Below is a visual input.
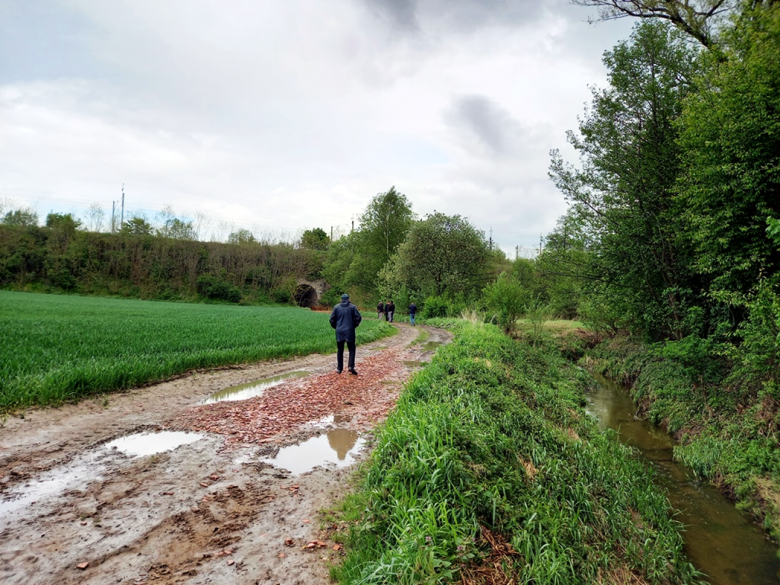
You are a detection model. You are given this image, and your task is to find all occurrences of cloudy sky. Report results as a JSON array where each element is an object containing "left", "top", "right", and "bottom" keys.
[{"left": 0, "top": 0, "right": 633, "bottom": 253}]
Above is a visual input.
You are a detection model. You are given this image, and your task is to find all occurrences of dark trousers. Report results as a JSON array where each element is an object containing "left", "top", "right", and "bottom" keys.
[{"left": 337, "top": 340, "right": 356, "bottom": 371}]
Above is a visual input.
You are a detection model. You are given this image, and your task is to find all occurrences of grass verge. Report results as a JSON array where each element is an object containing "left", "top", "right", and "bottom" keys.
[
  {"left": 0, "top": 291, "right": 393, "bottom": 410},
  {"left": 330, "top": 322, "right": 701, "bottom": 584}
]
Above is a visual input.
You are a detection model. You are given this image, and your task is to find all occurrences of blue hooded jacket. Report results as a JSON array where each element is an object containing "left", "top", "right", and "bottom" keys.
[{"left": 329, "top": 300, "right": 362, "bottom": 342}]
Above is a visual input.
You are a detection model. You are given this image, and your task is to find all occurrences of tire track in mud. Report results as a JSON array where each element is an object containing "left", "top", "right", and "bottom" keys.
[{"left": 0, "top": 324, "right": 450, "bottom": 585}]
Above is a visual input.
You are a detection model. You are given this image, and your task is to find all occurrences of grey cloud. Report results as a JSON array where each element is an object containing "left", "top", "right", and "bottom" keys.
[
  {"left": 360, "top": 0, "right": 419, "bottom": 31},
  {"left": 446, "top": 94, "right": 523, "bottom": 156}
]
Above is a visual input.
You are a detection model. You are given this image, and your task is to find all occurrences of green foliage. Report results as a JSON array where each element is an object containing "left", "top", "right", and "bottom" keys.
[
  {"left": 420, "top": 295, "right": 448, "bottom": 319},
  {"left": 1, "top": 209, "right": 38, "bottom": 227},
  {"left": 334, "top": 323, "right": 700, "bottom": 584},
  {"left": 0, "top": 225, "right": 317, "bottom": 303},
  {"left": 121, "top": 217, "right": 154, "bottom": 237},
  {"left": 300, "top": 227, "right": 329, "bottom": 250},
  {"left": 196, "top": 274, "right": 242, "bottom": 302},
  {"left": 549, "top": 21, "right": 702, "bottom": 339},
  {"left": 676, "top": 2, "right": 780, "bottom": 300},
  {"left": 46, "top": 213, "right": 82, "bottom": 233},
  {"left": 482, "top": 272, "right": 529, "bottom": 333},
  {"left": 157, "top": 217, "right": 195, "bottom": 240},
  {"left": 359, "top": 187, "right": 415, "bottom": 266},
  {"left": 0, "top": 291, "right": 393, "bottom": 410},
  {"left": 227, "top": 229, "right": 256, "bottom": 245},
  {"left": 386, "top": 212, "right": 492, "bottom": 300}
]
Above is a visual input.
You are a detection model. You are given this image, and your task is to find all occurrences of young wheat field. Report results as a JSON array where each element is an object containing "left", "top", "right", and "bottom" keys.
[{"left": 0, "top": 291, "right": 391, "bottom": 410}]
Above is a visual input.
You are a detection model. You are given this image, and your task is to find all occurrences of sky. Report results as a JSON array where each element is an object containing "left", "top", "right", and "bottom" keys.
[{"left": 0, "top": 0, "right": 634, "bottom": 254}]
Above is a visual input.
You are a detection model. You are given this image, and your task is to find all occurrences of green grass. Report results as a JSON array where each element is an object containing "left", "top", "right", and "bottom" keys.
[
  {"left": 331, "top": 322, "right": 701, "bottom": 584},
  {"left": 0, "top": 291, "right": 393, "bottom": 410}
]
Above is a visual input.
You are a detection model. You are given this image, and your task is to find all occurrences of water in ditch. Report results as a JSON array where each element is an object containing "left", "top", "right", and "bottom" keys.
[{"left": 588, "top": 372, "right": 780, "bottom": 584}]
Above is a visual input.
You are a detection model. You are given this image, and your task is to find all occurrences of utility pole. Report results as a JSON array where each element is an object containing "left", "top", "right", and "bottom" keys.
[
  {"left": 111, "top": 201, "right": 116, "bottom": 234},
  {"left": 489, "top": 227, "right": 493, "bottom": 250},
  {"left": 539, "top": 234, "right": 543, "bottom": 255},
  {"left": 120, "top": 184, "right": 125, "bottom": 226},
  {"left": 515, "top": 245, "right": 519, "bottom": 260},
  {"left": 330, "top": 226, "right": 333, "bottom": 242}
]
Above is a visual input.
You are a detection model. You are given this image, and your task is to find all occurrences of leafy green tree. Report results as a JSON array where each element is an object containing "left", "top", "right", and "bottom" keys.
[
  {"left": 549, "top": 21, "right": 701, "bottom": 338},
  {"left": 228, "top": 229, "right": 257, "bottom": 244},
  {"left": 300, "top": 227, "right": 329, "bottom": 250},
  {"left": 387, "top": 212, "right": 491, "bottom": 299},
  {"left": 157, "top": 218, "right": 195, "bottom": 240},
  {"left": 2, "top": 209, "right": 38, "bottom": 227},
  {"left": 45, "top": 213, "right": 82, "bottom": 232},
  {"left": 121, "top": 217, "right": 154, "bottom": 236},
  {"left": 359, "top": 187, "right": 415, "bottom": 263},
  {"left": 483, "top": 272, "right": 529, "bottom": 333},
  {"left": 676, "top": 2, "right": 780, "bottom": 302}
]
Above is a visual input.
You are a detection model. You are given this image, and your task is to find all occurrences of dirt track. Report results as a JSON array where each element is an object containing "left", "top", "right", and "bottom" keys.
[{"left": 0, "top": 323, "right": 450, "bottom": 585}]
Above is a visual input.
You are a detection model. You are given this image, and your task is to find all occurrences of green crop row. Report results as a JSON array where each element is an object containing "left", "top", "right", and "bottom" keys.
[
  {"left": 332, "top": 322, "right": 702, "bottom": 584},
  {"left": 0, "top": 291, "right": 393, "bottom": 410}
]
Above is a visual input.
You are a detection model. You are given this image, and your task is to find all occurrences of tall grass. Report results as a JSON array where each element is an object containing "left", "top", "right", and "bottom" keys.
[
  {"left": 333, "top": 322, "right": 701, "bottom": 584},
  {"left": 0, "top": 291, "right": 392, "bottom": 410}
]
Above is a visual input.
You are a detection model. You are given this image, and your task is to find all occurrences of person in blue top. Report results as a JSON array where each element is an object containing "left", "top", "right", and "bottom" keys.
[
  {"left": 329, "top": 293, "right": 362, "bottom": 375},
  {"left": 408, "top": 301, "right": 417, "bottom": 326}
]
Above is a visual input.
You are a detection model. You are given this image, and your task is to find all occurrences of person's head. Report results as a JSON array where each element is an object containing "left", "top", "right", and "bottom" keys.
[
  {"left": 341, "top": 293, "right": 349, "bottom": 303},
  {"left": 390, "top": 300, "right": 393, "bottom": 303}
]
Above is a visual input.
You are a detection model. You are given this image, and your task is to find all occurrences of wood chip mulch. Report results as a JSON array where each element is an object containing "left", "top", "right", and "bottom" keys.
[{"left": 172, "top": 348, "right": 412, "bottom": 445}]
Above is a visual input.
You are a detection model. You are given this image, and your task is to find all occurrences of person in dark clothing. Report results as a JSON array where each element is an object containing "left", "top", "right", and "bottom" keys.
[
  {"left": 386, "top": 300, "right": 395, "bottom": 323},
  {"left": 377, "top": 301, "right": 385, "bottom": 320},
  {"left": 383, "top": 301, "right": 390, "bottom": 322},
  {"left": 330, "top": 293, "right": 362, "bottom": 375},
  {"left": 408, "top": 301, "right": 417, "bottom": 326}
]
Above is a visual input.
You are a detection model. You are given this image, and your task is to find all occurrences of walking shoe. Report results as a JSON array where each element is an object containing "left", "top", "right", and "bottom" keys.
[
  {"left": 348, "top": 368, "right": 358, "bottom": 375},
  {"left": 336, "top": 369, "right": 342, "bottom": 374}
]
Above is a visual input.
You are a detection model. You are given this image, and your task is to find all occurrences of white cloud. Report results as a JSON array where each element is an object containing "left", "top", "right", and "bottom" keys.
[{"left": 0, "top": 0, "right": 633, "bottom": 250}]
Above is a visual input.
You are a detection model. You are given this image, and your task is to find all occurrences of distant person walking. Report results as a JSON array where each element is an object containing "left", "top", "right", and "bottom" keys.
[
  {"left": 377, "top": 300, "right": 385, "bottom": 321},
  {"left": 386, "top": 300, "right": 395, "bottom": 323},
  {"left": 408, "top": 301, "right": 417, "bottom": 326},
  {"left": 330, "top": 293, "right": 362, "bottom": 375}
]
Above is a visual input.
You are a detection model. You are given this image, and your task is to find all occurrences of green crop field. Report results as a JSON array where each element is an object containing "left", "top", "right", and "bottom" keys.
[{"left": 0, "top": 291, "right": 392, "bottom": 410}]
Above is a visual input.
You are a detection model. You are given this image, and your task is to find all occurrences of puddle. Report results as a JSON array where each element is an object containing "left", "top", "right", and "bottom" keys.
[
  {"left": 0, "top": 452, "right": 105, "bottom": 516},
  {"left": 403, "top": 360, "right": 428, "bottom": 367},
  {"left": 204, "top": 371, "right": 309, "bottom": 404},
  {"left": 105, "top": 431, "right": 204, "bottom": 458},
  {"left": 263, "top": 430, "right": 366, "bottom": 475},
  {"left": 422, "top": 341, "right": 442, "bottom": 351}
]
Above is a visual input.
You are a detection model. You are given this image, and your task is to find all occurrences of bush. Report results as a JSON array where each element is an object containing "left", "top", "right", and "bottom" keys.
[{"left": 196, "top": 274, "right": 242, "bottom": 303}]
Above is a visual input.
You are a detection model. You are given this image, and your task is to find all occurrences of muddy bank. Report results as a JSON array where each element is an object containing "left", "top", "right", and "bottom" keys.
[{"left": 0, "top": 324, "right": 450, "bottom": 585}]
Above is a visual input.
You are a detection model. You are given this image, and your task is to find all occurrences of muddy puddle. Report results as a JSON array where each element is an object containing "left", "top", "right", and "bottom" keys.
[
  {"left": 263, "top": 430, "right": 366, "bottom": 475},
  {"left": 105, "top": 430, "right": 204, "bottom": 457},
  {"left": 422, "top": 341, "right": 442, "bottom": 351},
  {"left": 1, "top": 431, "right": 205, "bottom": 517},
  {"left": 203, "top": 371, "right": 309, "bottom": 404},
  {"left": 588, "top": 372, "right": 780, "bottom": 584},
  {"left": 403, "top": 360, "right": 428, "bottom": 367}
]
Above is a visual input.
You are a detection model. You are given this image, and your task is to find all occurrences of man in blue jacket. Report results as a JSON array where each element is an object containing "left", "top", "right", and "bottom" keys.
[{"left": 329, "top": 293, "right": 362, "bottom": 375}]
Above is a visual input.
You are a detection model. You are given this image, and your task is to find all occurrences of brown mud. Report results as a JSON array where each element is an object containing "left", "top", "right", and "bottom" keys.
[{"left": 0, "top": 323, "right": 450, "bottom": 585}]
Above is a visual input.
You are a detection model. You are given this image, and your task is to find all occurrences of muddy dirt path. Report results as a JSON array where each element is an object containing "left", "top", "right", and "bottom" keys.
[{"left": 0, "top": 324, "right": 450, "bottom": 585}]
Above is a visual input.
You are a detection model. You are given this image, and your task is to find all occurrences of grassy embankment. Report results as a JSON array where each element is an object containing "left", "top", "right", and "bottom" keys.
[
  {"left": 331, "top": 321, "right": 701, "bottom": 584},
  {"left": 0, "top": 291, "right": 394, "bottom": 411},
  {"left": 584, "top": 338, "right": 780, "bottom": 544}
]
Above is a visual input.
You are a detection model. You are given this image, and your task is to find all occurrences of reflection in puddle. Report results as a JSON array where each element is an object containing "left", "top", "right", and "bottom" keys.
[
  {"left": 588, "top": 372, "right": 780, "bottom": 584},
  {"left": 204, "top": 371, "right": 309, "bottom": 404},
  {"left": 422, "top": 341, "right": 442, "bottom": 351},
  {"left": 264, "top": 430, "right": 366, "bottom": 475},
  {"left": 403, "top": 360, "right": 428, "bottom": 368},
  {"left": 105, "top": 431, "right": 204, "bottom": 458}
]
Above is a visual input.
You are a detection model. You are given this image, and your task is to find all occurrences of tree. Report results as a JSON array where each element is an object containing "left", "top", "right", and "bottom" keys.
[
  {"left": 387, "top": 212, "right": 491, "bottom": 299},
  {"left": 359, "top": 187, "right": 415, "bottom": 270},
  {"left": 571, "top": 0, "right": 734, "bottom": 49},
  {"left": 2, "top": 209, "right": 38, "bottom": 227},
  {"left": 120, "top": 217, "right": 154, "bottom": 237},
  {"left": 228, "top": 229, "right": 257, "bottom": 245},
  {"left": 549, "top": 21, "right": 702, "bottom": 338},
  {"left": 157, "top": 218, "right": 195, "bottom": 240},
  {"left": 676, "top": 2, "right": 780, "bottom": 302},
  {"left": 84, "top": 203, "right": 106, "bottom": 232},
  {"left": 45, "top": 213, "right": 82, "bottom": 232},
  {"left": 300, "top": 227, "right": 329, "bottom": 250},
  {"left": 483, "top": 272, "right": 529, "bottom": 333}
]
